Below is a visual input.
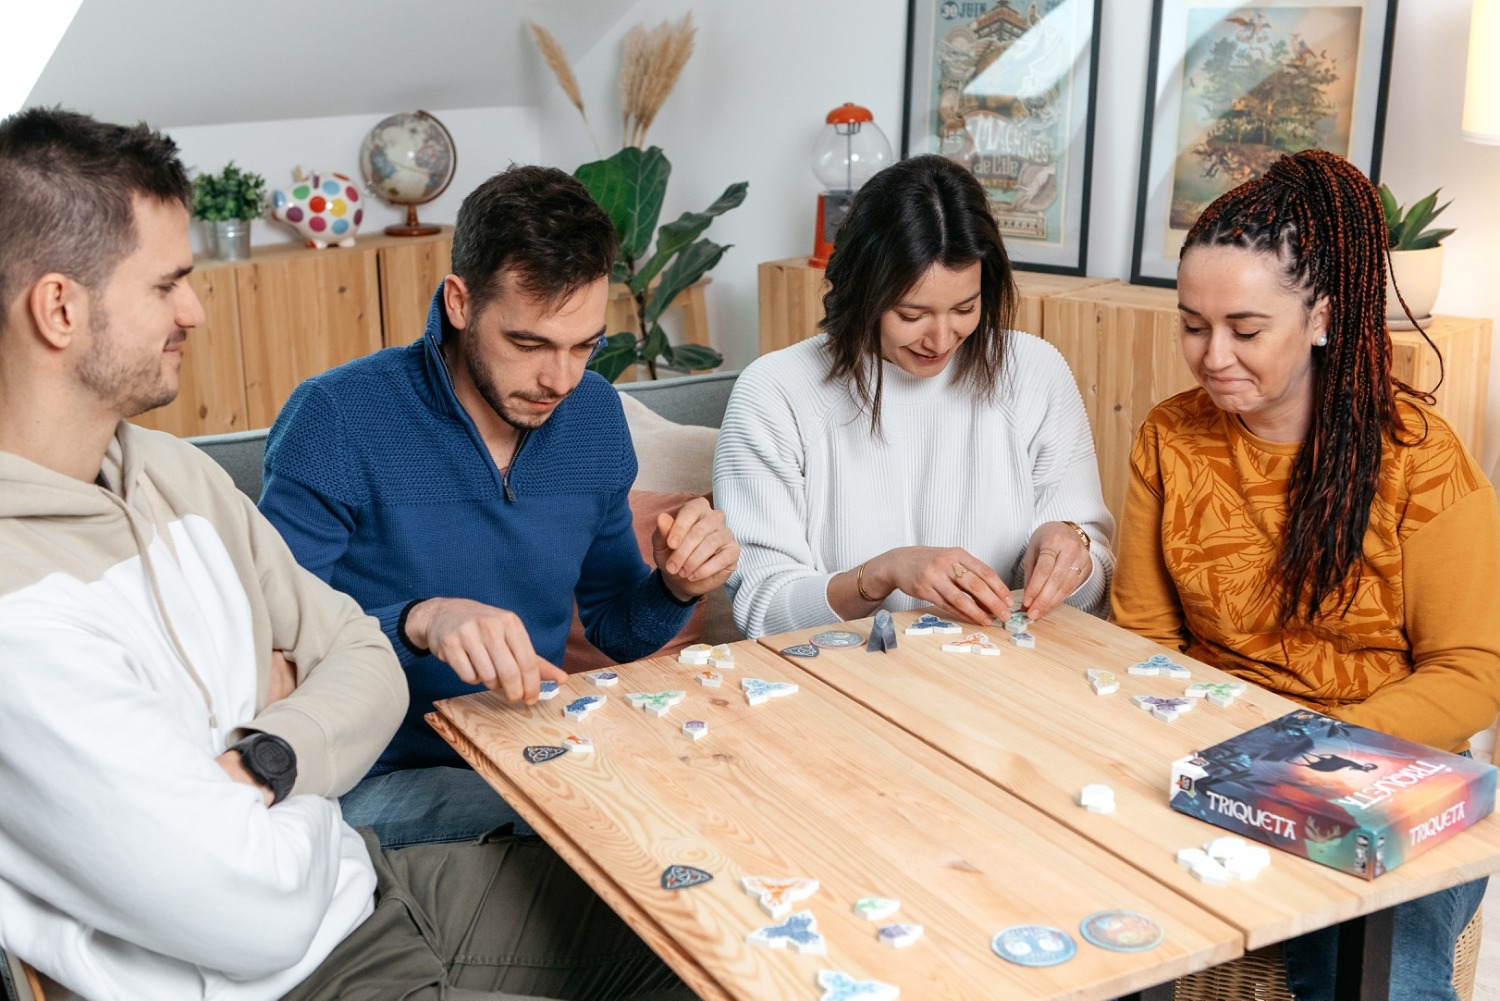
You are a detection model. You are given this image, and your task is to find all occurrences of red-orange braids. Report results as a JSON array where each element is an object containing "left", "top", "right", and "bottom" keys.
[{"left": 1183, "top": 148, "right": 1430, "bottom": 623}]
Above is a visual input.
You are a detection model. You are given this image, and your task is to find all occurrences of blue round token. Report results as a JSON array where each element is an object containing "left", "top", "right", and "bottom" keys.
[
  {"left": 991, "top": 924, "right": 1077, "bottom": 967},
  {"left": 811, "top": 629, "right": 864, "bottom": 649},
  {"left": 1079, "top": 910, "right": 1164, "bottom": 952}
]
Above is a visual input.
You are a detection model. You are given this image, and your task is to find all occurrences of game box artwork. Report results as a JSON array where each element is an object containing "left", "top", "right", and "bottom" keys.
[{"left": 1170, "top": 710, "right": 1497, "bottom": 879}]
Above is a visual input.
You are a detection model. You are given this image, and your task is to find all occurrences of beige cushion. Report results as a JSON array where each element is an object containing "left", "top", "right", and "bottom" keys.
[
  {"left": 560, "top": 391, "right": 739, "bottom": 671},
  {"left": 619, "top": 391, "right": 718, "bottom": 494}
]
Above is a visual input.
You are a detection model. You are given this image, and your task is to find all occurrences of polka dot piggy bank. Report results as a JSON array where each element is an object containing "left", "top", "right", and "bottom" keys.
[{"left": 271, "top": 170, "right": 364, "bottom": 248}]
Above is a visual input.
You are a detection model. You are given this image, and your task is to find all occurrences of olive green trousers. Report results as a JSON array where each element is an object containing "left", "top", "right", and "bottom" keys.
[{"left": 284, "top": 829, "right": 697, "bottom": 1001}]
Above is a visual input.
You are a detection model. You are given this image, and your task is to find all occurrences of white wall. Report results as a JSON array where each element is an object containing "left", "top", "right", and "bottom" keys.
[
  {"left": 135, "top": 0, "right": 1500, "bottom": 469},
  {"left": 167, "top": 106, "right": 540, "bottom": 254},
  {"left": 534, "top": 0, "right": 1500, "bottom": 472},
  {"left": 535, "top": 0, "right": 910, "bottom": 371}
]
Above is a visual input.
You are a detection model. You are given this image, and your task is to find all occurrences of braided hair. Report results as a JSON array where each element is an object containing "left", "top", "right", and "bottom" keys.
[{"left": 1182, "top": 148, "right": 1430, "bottom": 623}]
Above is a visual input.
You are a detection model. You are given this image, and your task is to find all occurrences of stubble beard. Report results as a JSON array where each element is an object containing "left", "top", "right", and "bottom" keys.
[
  {"left": 77, "top": 299, "right": 183, "bottom": 418},
  {"left": 461, "top": 328, "right": 564, "bottom": 433}
]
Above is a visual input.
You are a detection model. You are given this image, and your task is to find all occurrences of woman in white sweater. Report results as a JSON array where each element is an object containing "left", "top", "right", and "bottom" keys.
[{"left": 714, "top": 155, "right": 1114, "bottom": 639}]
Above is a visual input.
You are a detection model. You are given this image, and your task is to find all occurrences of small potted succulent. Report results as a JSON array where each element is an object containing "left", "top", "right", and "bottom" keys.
[
  {"left": 192, "top": 161, "right": 267, "bottom": 262},
  {"left": 1379, "top": 184, "right": 1454, "bottom": 327}
]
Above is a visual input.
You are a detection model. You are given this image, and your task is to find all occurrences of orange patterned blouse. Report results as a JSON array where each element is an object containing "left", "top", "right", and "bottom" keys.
[{"left": 1112, "top": 388, "right": 1500, "bottom": 752}]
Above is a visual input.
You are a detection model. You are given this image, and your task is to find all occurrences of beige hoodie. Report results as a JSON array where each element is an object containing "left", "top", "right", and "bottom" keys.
[{"left": 0, "top": 422, "right": 406, "bottom": 1000}]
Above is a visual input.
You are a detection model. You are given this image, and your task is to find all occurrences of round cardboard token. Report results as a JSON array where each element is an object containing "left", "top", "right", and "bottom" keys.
[
  {"left": 990, "top": 924, "right": 1077, "bottom": 967},
  {"left": 811, "top": 629, "right": 864, "bottom": 649},
  {"left": 1079, "top": 910, "right": 1164, "bottom": 952}
]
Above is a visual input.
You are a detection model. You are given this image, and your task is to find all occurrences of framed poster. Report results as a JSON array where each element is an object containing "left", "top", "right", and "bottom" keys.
[
  {"left": 1130, "top": 0, "right": 1398, "bottom": 286},
  {"left": 902, "top": 0, "right": 1103, "bottom": 275}
]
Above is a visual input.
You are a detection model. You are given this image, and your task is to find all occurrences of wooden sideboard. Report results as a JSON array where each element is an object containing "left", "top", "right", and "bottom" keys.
[
  {"left": 1045, "top": 282, "right": 1493, "bottom": 525},
  {"left": 136, "top": 228, "right": 716, "bottom": 436},
  {"left": 753, "top": 262, "right": 1492, "bottom": 529},
  {"left": 756, "top": 255, "right": 1118, "bottom": 352},
  {"left": 135, "top": 229, "right": 452, "bottom": 438}
]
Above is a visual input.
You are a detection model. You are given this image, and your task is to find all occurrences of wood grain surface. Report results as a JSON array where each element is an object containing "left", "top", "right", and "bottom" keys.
[
  {"left": 759, "top": 604, "right": 1500, "bottom": 951},
  {"left": 431, "top": 640, "right": 1242, "bottom": 1001}
]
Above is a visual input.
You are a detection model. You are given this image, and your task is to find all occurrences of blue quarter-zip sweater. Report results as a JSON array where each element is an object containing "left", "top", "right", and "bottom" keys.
[{"left": 260, "top": 286, "right": 694, "bottom": 774}]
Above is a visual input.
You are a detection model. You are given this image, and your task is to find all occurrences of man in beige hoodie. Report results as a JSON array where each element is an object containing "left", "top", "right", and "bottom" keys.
[{"left": 0, "top": 108, "right": 690, "bottom": 1001}]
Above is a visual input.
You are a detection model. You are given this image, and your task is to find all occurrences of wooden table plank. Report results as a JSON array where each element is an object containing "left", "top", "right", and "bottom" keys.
[
  {"left": 760, "top": 606, "right": 1500, "bottom": 951},
  {"left": 432, "top": 640, "right": 1242, "bottom": 1001}
]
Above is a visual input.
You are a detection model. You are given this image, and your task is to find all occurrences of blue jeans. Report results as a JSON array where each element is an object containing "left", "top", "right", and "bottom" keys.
[
  {"left": 1282, "top": 876, "right": 1487, "bottom": 1001},
  {"left": 339, "top": 766, "right": 533, "bottom": 848}
]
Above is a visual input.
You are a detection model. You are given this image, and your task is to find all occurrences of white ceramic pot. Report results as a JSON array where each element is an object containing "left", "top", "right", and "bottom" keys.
[{"left": 1385, "top": 245, "right": 1443, "bottom": 326}]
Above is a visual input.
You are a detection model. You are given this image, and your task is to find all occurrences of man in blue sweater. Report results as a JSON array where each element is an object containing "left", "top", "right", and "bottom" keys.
[{"left": 260, "top": 166, "right": 739, "bottom": 847}]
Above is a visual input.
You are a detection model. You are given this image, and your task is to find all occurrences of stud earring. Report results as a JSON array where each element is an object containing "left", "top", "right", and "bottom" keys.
[{"left": 1314, "top": 332, "right": 1328, "bottom": 347}]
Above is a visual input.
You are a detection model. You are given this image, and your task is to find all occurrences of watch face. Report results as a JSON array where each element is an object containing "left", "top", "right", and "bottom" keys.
[{"left": 251, "top": 736, "right": 295, "bottom": 778}]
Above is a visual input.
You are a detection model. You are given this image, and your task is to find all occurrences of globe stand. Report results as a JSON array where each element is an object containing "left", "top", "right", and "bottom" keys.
[{"left": 384, "top": 203, "right": 440, "bottom": 237}]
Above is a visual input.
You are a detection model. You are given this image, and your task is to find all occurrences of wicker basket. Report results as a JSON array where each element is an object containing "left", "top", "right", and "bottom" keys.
[{"left": 1173, "top": 907, "right": 1482, "bottom": 1001}]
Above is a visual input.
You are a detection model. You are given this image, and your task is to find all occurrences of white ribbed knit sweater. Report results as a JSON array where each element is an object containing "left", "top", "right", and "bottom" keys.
[{"left": 713, "top": 333, "right": 1114, "bottom": 638}]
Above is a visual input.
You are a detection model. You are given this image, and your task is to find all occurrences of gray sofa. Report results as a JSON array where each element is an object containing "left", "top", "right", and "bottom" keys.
[
  {"left": 188, "top": 370, "right": 738, "bottom": 500},
  {"left": 187, "top": 368, "right": 742, "bottom": 651}
]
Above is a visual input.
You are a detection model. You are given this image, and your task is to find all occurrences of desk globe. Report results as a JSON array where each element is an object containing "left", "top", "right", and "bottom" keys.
[{"left": 359, "top": 110, "right": 457, "bottom": 236}]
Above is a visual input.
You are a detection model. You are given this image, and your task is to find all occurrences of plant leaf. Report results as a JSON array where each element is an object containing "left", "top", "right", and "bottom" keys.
[
  {"left": 631, "top": 180, "right": 748, "bottom": 292},
  {"left": 644, "top": 238, "right": 728, "bottom": 326},
  {"left": 1378, "top": 184, "right": 1400, "bottom": 231},
  {"left": 586, "top": 332, "right": 639, "bottom": 383},
  {"left": 640, "top": 322, "right": 669, "bottom": 363},
  {"left": 574, "top": 146, "right": 669, "bottom": 265},
  {"left": 1400, "top": 191, "right": 1440, "bottom": 237},
  {"left": 664, "top": 342, "right": 724, "bottom": 372},
  {"left": 1405, "top": 229, "right": 1454, "bottom": 251}
]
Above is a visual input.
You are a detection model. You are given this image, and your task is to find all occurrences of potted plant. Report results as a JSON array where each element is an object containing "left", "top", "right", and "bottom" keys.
[
  {"left": 1379, "top": 184, "right": 1454, "bottom": 327},
  {"left": 576, "top": 146, "right": 746, "bottom": 381},
  {"left": 193, "top": 161, "right": 266, "bottom": 262},
  {"left": 529, "top": 14, "right": 748, "bottom": 381}
]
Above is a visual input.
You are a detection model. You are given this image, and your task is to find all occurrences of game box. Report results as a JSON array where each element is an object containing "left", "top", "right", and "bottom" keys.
[{"left": 1169, "top": 710, "right": 1497, "bottom": 879}]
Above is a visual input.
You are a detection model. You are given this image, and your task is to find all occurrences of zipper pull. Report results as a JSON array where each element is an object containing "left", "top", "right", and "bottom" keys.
[{"left": 502, "top": 428, "right": 529, "bottom": 502}]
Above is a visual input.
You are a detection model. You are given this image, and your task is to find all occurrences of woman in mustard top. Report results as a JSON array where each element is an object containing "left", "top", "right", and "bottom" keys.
[{"left": 1112, "top": 149, "right": 1499, "bottom": 1000}]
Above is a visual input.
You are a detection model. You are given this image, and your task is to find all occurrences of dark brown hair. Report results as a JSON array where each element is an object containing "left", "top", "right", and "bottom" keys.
[
  {"left": 0, "top": 107, "right": 191, "bottom": 327},
  {"left": 821, "top": 154, "right": 1017, "bottom": 430},
  {"left": 450, "top": 164, "right": 616, "bottom": 321},
  {"left": 1182, "top": 148, "right": 1428, "bottom": 623}
]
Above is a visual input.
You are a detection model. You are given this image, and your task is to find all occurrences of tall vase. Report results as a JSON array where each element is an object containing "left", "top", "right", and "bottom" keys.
[
  {"left": 210, "top": 218, "right": 253, "bottom": 261},
  {"left": 1385, "top": 246, "right": 1444, "bottom": 328}
]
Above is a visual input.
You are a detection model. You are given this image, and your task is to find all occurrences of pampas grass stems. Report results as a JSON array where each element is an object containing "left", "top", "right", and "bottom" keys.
[
  {"left": 530, "top": 11, "right": 696, "bottom": 152},
  {"left": 624, "top": 13, "right": 696, "bottom": 148},
  {"left": 527, "top": 21, "right": 603, "bottom": 158}
]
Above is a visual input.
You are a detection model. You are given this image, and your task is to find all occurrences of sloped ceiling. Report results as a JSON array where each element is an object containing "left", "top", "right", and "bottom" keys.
[{"left": 26, "top": 0, "right": 627, "bottom": 127}]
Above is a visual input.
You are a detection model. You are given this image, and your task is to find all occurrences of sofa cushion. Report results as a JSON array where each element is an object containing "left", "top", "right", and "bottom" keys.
[
  {"left": 562, "top": 390, "right": 739, "bottom": 672},
  {"left": 620, "top": 391, "right": 717, "bottom": 494}
]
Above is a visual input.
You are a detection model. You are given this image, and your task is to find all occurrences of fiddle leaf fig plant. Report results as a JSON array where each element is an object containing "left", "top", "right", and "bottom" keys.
[
  {"left": 576, "top": 145, "right": 747, "bottom": 381},
  {"left": 1378, "top": 184, "right": 1454, "bottom": 251}
]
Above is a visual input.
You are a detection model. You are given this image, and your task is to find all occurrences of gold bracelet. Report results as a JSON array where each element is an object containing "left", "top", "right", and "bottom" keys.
[
  {"left": 855, "top": 562, "right": 878, "bottom": 602},
  {"left": 1060, "top": 520, "right": 1091, "bottom": 551}
]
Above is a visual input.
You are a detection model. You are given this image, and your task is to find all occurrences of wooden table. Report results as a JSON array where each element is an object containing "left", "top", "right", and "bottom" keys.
[
  {"left": 759, "top": 605, "right": 1500, "bottom": 997},
  {"left": 430, "top": 640, "right": 1242, "bottom": 1000}
]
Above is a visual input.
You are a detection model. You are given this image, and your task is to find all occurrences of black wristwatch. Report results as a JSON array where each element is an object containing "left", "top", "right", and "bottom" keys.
[{"left": 231, "top": 732, "right": 298, "bottom": 805}]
